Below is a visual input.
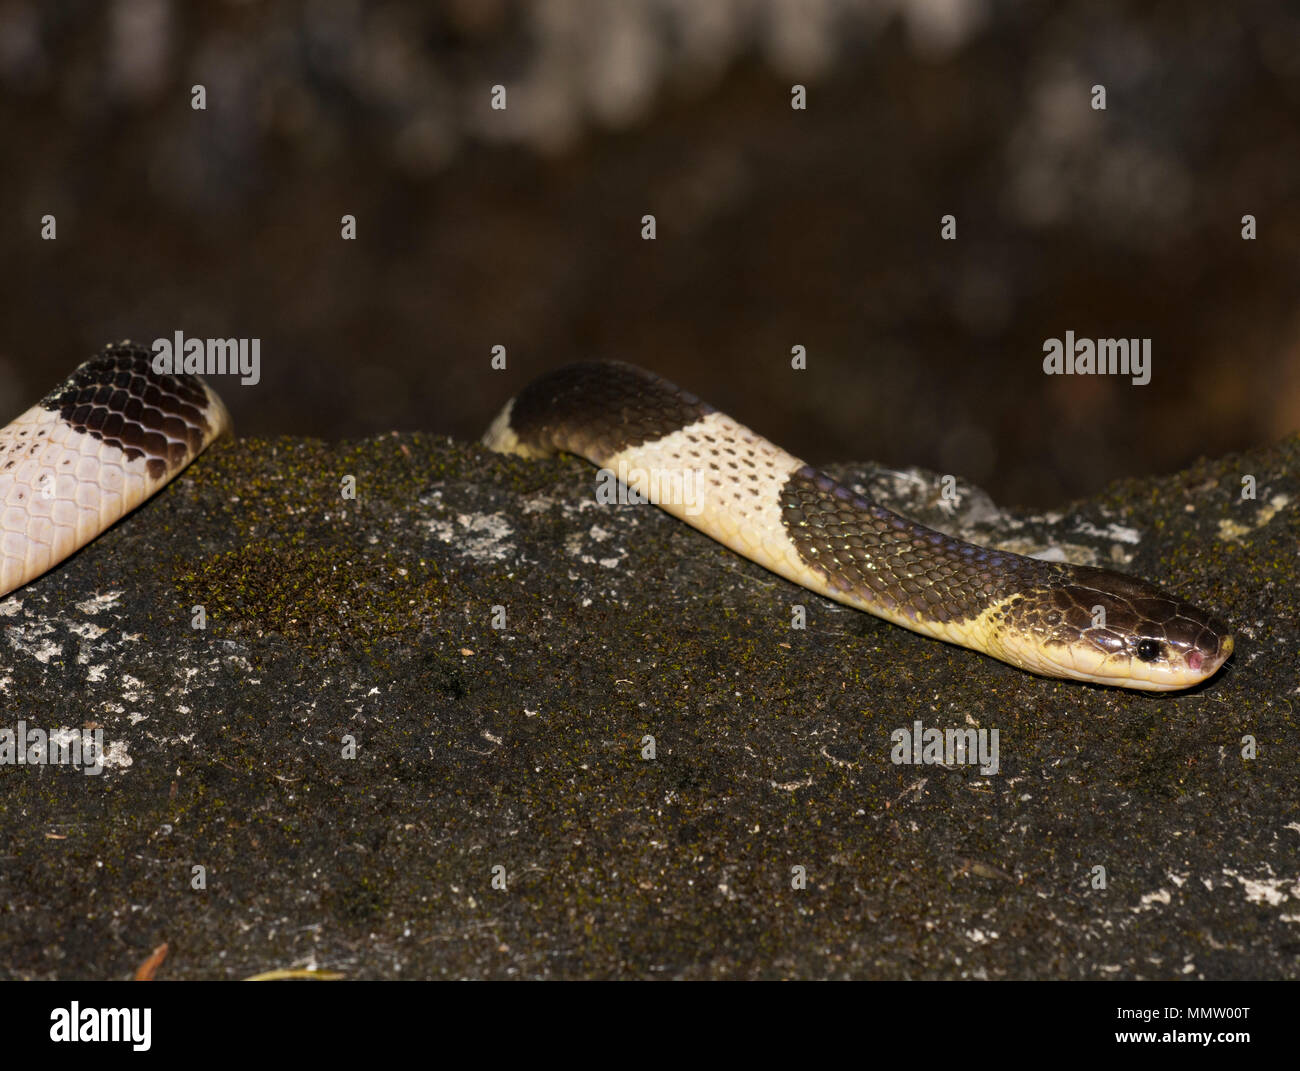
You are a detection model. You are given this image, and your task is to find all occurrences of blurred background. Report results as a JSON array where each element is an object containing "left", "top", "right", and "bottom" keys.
[{"left": 1, "top": 0, "right": 1297, "bottom": 506}]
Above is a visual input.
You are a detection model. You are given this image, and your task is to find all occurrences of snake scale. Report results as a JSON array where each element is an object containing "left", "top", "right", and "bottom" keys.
[{"left": 0, "top": 344, "right": 1231, "bottom": 690}]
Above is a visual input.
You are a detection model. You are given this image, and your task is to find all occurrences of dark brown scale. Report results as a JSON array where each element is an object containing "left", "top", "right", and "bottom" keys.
[
  {"left": 778, "top": 465, "right": 1055, "bottom": 625},
  {"left": 508, "top": 361, "right": 713, "bottom": 461},
  {"left": 39, "top": 342, "right": 214, "bottom": 477}
]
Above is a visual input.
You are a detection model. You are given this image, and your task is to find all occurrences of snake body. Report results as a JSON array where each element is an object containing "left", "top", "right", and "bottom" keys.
[
  {"left": 485, "top": 362, "right": 1232, "bottom": 690},
  {"left": 0, "top": 342, "right": 229, "bottom": 598}
]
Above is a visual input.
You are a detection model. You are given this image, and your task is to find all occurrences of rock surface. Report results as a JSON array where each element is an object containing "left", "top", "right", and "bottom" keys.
[{"left": 0, "top": 431, "right": 1296, "bottom": 979}]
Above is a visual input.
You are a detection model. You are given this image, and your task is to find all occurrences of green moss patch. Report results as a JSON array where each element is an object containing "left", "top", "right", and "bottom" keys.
[{"left": 175, "top": 538, "right": 445, "bottom": 644}]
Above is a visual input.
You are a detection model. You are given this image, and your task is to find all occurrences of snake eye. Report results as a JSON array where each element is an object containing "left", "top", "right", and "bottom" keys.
[{"left": 1136, "top": 639, "right": 1163, "bottom": 663}]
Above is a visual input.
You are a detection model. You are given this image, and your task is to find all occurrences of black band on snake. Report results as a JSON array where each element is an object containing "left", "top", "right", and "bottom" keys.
[{"left": 484, "top": 362, "right": 1233, "bottom": 691}]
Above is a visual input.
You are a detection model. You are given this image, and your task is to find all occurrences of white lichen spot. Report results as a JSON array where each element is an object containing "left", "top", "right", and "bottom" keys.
[
  {"left": 1218, "top": 493, "right": 1292, "bottom": 543},
  {"left": 6, "top": 624, "right": 63, "bottom": 663},
  {"left": 1137, "top": 888, "right": 1172, "bottom": 909},
  {"left": 1223, "top": 867, "right": 1300, "bottom": 906},
  {"left": 1073, "top": 519, "right": 1142, "bottom": 545},
  {"left": 74, "top": 591, "right": 124, "bottom": 615},
  {"left": 424, "top": 512, "right": 516, "bottom": 561},
  {"left": 100, "top": 739, "right": 133, "bottom": 770},
  {"left": 1217, "top": 519, "right": 1252, "bottom": 542},
  {"left": 119, "top": 674, "right": 146, "bottom": 702},
  {"left": 522, "top": 495, "right": 561, "bottom": 515}
]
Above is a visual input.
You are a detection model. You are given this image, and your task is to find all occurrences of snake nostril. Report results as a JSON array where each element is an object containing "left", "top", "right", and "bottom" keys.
[{"left": 1186, "top": 649, "right": 1204, "bottom": 672}]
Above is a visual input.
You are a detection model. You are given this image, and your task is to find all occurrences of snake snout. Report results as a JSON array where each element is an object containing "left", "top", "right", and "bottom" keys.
[
  {"left": 1188, "top": 629, "right": 1233, "bottom": 676},
  {"left": 1158, "top": 609, "right": 1233, "bottom": 683}
]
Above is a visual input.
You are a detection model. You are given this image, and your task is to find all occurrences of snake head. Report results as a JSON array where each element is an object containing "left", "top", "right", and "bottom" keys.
[{"left": 997, "top": 565, "right": 1234, "bottom": 691}]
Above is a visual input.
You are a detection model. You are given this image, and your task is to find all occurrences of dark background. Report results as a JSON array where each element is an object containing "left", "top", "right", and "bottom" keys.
[{"left": 1, "top": 0, "right": 1297, "bottom": 506}]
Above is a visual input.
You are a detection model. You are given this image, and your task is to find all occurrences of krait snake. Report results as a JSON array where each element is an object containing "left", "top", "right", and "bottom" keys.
[{"left": 484, "top": 361, "right": 1232, "bottom": 691}]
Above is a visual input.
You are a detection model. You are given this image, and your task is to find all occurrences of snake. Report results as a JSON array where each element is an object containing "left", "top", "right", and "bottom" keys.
[
  {"left": 484, "top": 361, "right": 1233, "bottom": 691},
  {"left": 0, "top": 346, "right": 1231, "bottom": 691}
]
